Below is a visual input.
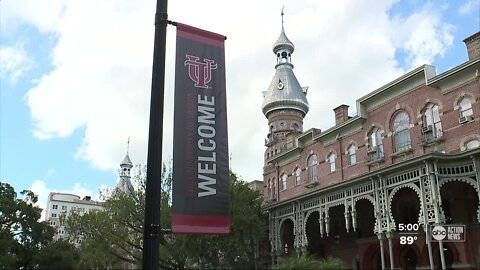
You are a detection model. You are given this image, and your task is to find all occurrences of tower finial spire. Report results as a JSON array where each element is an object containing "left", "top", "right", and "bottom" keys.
[
  {"left": 127, "top": 136, "right": 130, "bottom": 154},
  {"left": 281, "top": 6, "right": 285, "bottom": 29}
]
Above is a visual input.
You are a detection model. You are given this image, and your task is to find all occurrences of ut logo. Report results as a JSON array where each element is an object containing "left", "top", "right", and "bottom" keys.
[{"left": 184, "top": 55, "right": 217, "bottom": 89}]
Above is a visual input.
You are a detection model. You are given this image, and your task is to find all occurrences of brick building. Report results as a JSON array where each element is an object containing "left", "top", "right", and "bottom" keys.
[{"left": 262, "top": 18, "right": 480, "bottom": 270}]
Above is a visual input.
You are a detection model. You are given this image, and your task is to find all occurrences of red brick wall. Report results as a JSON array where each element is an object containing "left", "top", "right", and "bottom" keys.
[{"left": 264, "top": 76, "right": 480, "bottom": 203}]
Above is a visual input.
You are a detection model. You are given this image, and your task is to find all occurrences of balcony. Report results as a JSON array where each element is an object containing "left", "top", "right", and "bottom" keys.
[
  {"left": 305, "top": 175, "right": 319, "bottom": 188},
  {"left": 365, "top": 146, "right": 385, "bottom": 165},
  {"left": 418, "top": 127, "right": 443, "bottom": 146},
  {"left": 265, "top": 133, "right": 277, "bottom": 147},
  {"left": 265, "top": 192, "right": 277, "bottom": 203}
]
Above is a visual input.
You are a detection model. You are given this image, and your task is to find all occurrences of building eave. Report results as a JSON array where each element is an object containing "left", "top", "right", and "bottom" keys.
[
  {"left": 313, "top": 116, "right": 365, "bottom": 144},
  {"left": 427, "top": 57, "right": 480, "bottom": 87},
  {"left": 355, "top": 65, "right": 435, "bottom": 118}
]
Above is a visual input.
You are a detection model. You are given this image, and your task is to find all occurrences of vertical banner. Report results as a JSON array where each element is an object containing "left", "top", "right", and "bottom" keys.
[{"left": 172, "top": 23, "right": 230, "bottom": 234}]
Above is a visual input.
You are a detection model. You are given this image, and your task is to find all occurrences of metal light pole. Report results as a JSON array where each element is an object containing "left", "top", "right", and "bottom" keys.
[{"left": 142, "top": 0, "right": 168, "bottom": 268}]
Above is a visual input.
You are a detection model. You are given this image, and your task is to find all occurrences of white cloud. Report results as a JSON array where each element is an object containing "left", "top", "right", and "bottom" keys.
[
  {"left": 458, "top": 0, "right": 480, "bottom": 15},
  {"left": 391, "top": 4, "right": 454, "bottom": 69},
  {"left": 18, "top": 0, "right": 458, "bottom": 183},
  {"left": 0, "top": 45, "right": 34, "bottom": 83},
  {"left": 0, "top": 0, "right": 67, "bottom": 34}
]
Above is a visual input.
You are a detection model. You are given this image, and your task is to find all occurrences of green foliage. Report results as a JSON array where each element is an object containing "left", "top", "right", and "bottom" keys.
[
  {"left": 64, "top": 165, "right": 265, "bottom": 269},
  {"left": 34, "top": 240, "right": 80, "bottom": 269},
  {"left": 276, "top": 255, "right": 346, "bottom": 270},
  {"left": 0, "top": 181, "right": 76, "bottom": 269},
  {"left": 65, "top": 163, "right": 171, "bottom": 268},
  {"left": 161, "top": 172, "right": 266, "bottom": 269}
]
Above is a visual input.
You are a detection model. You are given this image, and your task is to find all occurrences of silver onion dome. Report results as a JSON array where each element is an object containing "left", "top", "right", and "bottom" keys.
[
  {"left": 120, "top": 154, "right": 133, "bottom": 168},
  {"left": 272, "top": 26, "right": 295, "bottom": 54},
  {"left": 262, "top": 10, "right": 309, "bottom": 117},
  {"left": 262, "top": 63, "right": 309, "bottom": 116}
]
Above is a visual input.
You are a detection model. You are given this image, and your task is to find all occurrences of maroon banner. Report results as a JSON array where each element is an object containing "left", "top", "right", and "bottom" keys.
[{"left": 172, "top": 23, "right": 230, "bottom": 234}]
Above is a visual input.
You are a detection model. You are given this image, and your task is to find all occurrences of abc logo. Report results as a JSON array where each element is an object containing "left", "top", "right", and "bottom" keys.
[{"left": 432, "top": 226, "right": 446, "bottom": 240}]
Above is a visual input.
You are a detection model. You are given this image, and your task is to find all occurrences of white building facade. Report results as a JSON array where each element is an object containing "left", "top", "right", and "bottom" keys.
[{"left": 45, "top": 192, "right": 104, "bottom": 240}]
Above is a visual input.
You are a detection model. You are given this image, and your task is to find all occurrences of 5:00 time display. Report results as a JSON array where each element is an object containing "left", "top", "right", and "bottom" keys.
[
  {"left": 398, "top": 223, "right": 420, "bottom": 245},
  {"left": 398, "top": 223, "right": 420, "bottom": 231}
]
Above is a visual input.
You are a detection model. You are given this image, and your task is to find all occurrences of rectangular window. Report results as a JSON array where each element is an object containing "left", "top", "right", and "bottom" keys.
[
  {"left": 394, "top": 129, "right": 411, "bottom": 152},
  {"left": 51, "top": 213, "right": 57, "bottom": 218},
  {"left": 307, "top": 166, "right": 318, "bottom": 183},
  {"left": 329, "top": 160, "right": 335, "bottom": 172},
  {"left": 280, "top": 174, "right": 287, "bottom": 191},
  {"left": 61, "top": 205, "right": 67, "bottom": 211},
  {"left": 52, "top": 204, "right": 58, "bottom": 209},
  {"left": 348, "top": 153, "right": 356, "bottom": 165},
  {"left": 294, "top": 169, "right": 301, "bottom": 186}
]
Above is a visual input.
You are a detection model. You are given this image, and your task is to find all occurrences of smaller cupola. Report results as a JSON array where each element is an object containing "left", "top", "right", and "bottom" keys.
[{"left": 272, "top": 9, "right": 295, "bottom": 65}]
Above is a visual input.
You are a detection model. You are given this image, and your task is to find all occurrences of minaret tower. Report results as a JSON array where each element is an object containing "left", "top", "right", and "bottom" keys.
[
  {"left": 117, "top": 137, "right": 134, "bottom": 195},
  {"left": 262, "top": 9, "right": 309, "bottom": 161}
]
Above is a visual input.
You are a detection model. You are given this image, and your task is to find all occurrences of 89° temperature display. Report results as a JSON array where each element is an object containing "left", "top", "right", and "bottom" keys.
[{"left": 398, "top": 223, "right": 420, "bottom": 245}]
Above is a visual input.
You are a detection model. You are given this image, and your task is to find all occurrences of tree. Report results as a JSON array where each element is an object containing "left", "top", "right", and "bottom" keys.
[
  {"left": 158, "top": 172, "right": 266, "bottom": 269},
  {"left": 276, "top": 255, "right": 346, "bottom": 270},
  {"left": 34, "top": 239, "right": 80, "bottom": 269},
  {"left": 65, "top": 163, "right": 171, "bottom": 268},
  {"left": 65, "top": 165, "right": 266, "bottom": 269},
  {"left": 0, "top": 181, "right": 78, "bottom": 269}
]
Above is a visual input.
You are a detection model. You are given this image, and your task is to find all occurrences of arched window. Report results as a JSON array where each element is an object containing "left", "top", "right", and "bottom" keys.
[
  {"left": 368, "top": 127, "right": 384, "bottom": 160},
  {"left": 465, "top": 139, "right": 480, "bottom": 150},
  {"left": 392, "top": 111, "right": 411, "bottom": 152},
  {"left": 347, "top": 144, "right": 356, "bottom": 165},
  {"left": 292, "top": 123, "right": 300, "bottom": 133},
  {"left": 458, "top": 96, "right": 473, "bottom": 118},
  {"left": 327, "top": 152, "right": 336, "bottom": 172},
  {"left": 422, "top": 103, "right": 442, "bottom": 138},
  {"left": 307, "top": 154, "right": 318, "bottom": 184},
  {"left": 280, "top": 173, "right": 287, "bottom": 191},
  {"left": 271, "top": 178, "right": 276, "bottom": 199},
  {"left": 267, "top": 179, "right": 272, "bottom": 198},
  {"left": 294, "top": 166, "right": 301, "bottom": 186}
]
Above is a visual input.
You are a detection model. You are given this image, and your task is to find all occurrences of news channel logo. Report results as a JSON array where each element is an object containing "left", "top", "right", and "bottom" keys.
[
  {"left": 431, "top": 225, "right": 465, "bottom": 242},
  {"left": 432, "top": 225, "right": 446, "bottom": 241}
]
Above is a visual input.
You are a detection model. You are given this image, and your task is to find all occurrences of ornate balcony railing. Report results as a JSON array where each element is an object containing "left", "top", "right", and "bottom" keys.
[
  {"left": 305, "top": 175, "right": 319, "bottom": 188},
  {"left": 365, "top": 146, "right": 385, "bottom": 164},
  {"left": 265, "top": 133, "right": 277, "bottom": 147},
  {"left": 266, "top": 192, "right": 277, "bottom": 203},
  {"left": 419, "top": 127, "right": 444, "bottom": 146}
]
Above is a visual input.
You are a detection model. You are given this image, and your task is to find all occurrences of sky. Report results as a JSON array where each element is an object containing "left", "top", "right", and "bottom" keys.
[{"left": 1, "top": 0, "right": 479, "bottom": 217}]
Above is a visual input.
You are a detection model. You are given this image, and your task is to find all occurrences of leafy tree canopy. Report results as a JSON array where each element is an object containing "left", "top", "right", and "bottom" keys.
[
  {"left": 276, "top": 255, "right": 346, "bottom": 270},
  {"left": 65, "top": 165, "right": 266, "bottom": 269},
  {"left": 0, "top": 181, "right": 77, "bottom": 269}
]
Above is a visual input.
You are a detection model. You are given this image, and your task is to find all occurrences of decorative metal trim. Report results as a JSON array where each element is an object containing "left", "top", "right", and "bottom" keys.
[
  {"left": 353, "top": 195, "right": 376, "bottom": 208},
  {"left": 387, "top": 182, "right": 424, "bottom": 228},
  {"left": 438, "top": 177, "right": 480, "bottom": 222}
]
